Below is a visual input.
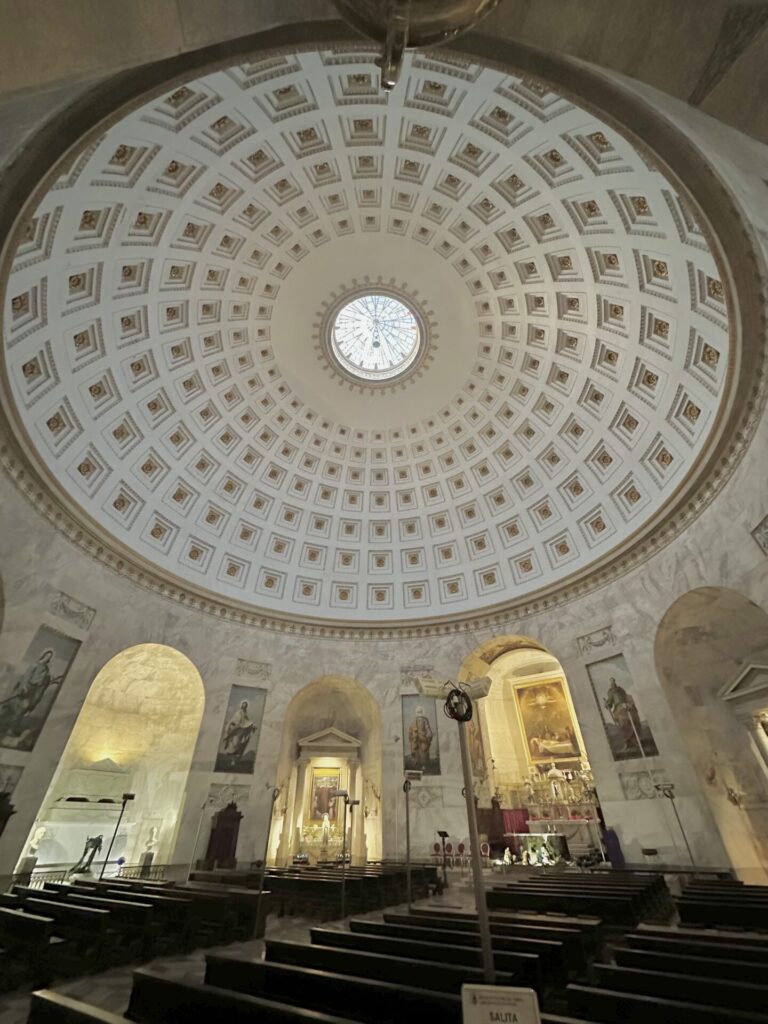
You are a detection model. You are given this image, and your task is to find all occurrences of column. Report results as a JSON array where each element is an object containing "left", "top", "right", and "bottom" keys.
[
  {"left": 349, "top": 759, "right": 364, "bottom": 864},
  {"left": 292, "top": 757, "right": 312, "bottom": 859},
  {"left": 748, "top": 713, "right": 768, "bottom": 780},
  {"left": 275, "top": 762, "right": 299, "bottom": 865}
]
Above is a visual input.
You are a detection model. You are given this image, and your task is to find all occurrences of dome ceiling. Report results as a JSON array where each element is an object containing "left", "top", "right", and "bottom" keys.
[{"left": 1, "top": 48, "right": 731, "bottom": 624}]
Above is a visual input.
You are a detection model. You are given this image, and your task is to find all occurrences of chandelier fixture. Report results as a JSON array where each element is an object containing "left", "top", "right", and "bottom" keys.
[{"left": 332, "top": 0, "right": 503, "bottom": 88}]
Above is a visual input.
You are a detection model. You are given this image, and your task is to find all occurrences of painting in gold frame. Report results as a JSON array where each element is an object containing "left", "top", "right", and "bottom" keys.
[
  {"left": 513, "top": 677, "right": 581, "bottom": 765},
  {"left": 309, "top": 767, "right": 341, "bottom": 823}
]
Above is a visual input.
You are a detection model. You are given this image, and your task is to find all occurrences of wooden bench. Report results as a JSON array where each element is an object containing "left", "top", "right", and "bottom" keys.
[
  {"left": 628, "top": 930, "right": 768, "bottom": 965},
  {"left": 265, "top": 936, "right": 517, "bottom": 994},
  {"left": 566, "top": 983, "right": 767, "bottom": 1023},
  {"left": 205, "top": 952, "right": 463, "bottom": 1024},
  {"left": 488, "top": 885, "right": 635, "bottom": 924},
  {"left": 386, "top": 910, "right": 587, "bottom": 972},
  {"left": 614, "top": 944, "right": 767, "bottom": 984},
  {"left": 348, "top": 916, "right": 567, "bottom": 985},
  {"left": 29, "top": 992, "right": 131, "bottom": 1024},
  {"left": 127, "top": 969, "right": 366, "bottom": 1024},
  {"left": 309, "top": 924, "right": 543, "bottom": 990},
  {"left": 593, "top": 962, "right": 768, "bottom": 1014},
  {"left": 0, "top": 905, "right": 63, "bottom": 989}
]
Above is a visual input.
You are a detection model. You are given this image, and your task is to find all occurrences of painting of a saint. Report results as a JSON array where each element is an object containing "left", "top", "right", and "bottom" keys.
[
  {"left": 587, "top": 654, "right": 659, "bottom": 761},
  {"left": 468, "top": 717, "right": 487, "bottom": 780},
  {"left": 214, "top": 685, "right": 267, "bottom": 774},
  {"left": 402, "top": 695, "right": 441, "bottom": 775},
  {"left": 0, "top": 626, "right": 81, "bottom": 752},
  {"left": 513, "top": 678, "right": 581, "bottom": 765},
  {"left": 310, "top": 769, "right": 341, "bottom": 822}
]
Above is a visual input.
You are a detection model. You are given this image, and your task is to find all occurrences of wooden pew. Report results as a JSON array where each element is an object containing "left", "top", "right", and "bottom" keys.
[
  {"left": 592, "top": 962, "right": 768, "bottom": 1015},
  {"left": 265, "top": 937, "right": 517, "bottom": 994},
  {"left": 0, "top": 906, "right": 62, "bottom": 989},
  {"left": 566, "top": 983, "right": 767, "bottom": 1024},
  {"left": 614, "top": 944, "right": 767, "bottom": 985},
  {"left": 309, "top": 924, "right": 543, "bottom": 991},
  {"left": 348, "top": 916, "right": 567, "bottom": 985},
  {"left": 677, "top": 897, "right": 768, "bottom": 930},
  {"left": 127, "top": 969, "right": 370, "bottom": 1024},
  {"left": 30, "top": 886, "right": 157, "bottom": 958},
  {"left": 386, "top": 910, "right": 587, "bottom": 972},
  {"left": 29, "top": 992, "right": 131, "bottom": 1024},
  {"left": 629, "top": 929, "right": 768, "bottom": 964},
  {"left": 205, "top": 952, "right": 463, "bottom": 1024},
  {"left": 407, "top": 904, "right": 602, "bottom": 953},
  {"left": 488, "top": 884, "right": 636, "bottom": 924}
]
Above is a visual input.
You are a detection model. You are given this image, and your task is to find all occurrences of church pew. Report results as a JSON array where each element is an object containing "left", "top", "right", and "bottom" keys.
[
  {"left": 29, "top": 992, "right": 132, "bottom": 1024},
  {"left": 348, "top": 917, "right": 568, "bottom": 984},
  {"left": 265, "top": 937, "right": 518, "bottom": 994},
  {"left": 628, "top": 930, "right": 768, "bottom": 965},
  {"left": 308, "top": 926, "right": 543, "bottom": 991},
  {"left": 613, "top": 945, "right": 768, "bottom": 985},
  {"left": 112, "top": 878, "right": 265, "bottom": 940},
  {"left": 8, "top": 887, "right": 140, "bottom": 966},
  {"left": 0, "top": 906, "right": 65, "bottom": 989},
  {"left": 205, "top": 953, "right": 463, "bottom": 1024},
  {"left": 677, "top": 897, "right": 768, "bottom": 930},
  {"left": 566, "top": 983, "right": 768, "bottom": 1024},
  {"left": 487, "top": 885, "right": 636, "bottom": 924},
  {"left": 31, "top": 887, "right": 159, "bottom": 957},
  {"left": 70, "top": 883, "right": 231, "bottom": 948},
  {"left": 18, "top": 897, "right": 113, "bottom": 970},
  {"left": 634, "top": 925, "right": 768, "bottom": 954},
  {"left": 172, "top": 883, "right": 268, "bottom": 938},
  {"left": 127, "top": 970, "right": 366, "bottom": 1024},
  {"left": 386, "top": 910, "right": 587, "bottom": 971},
  {"left": 592, "top": 962, "right": 768, "bottom": 1015}
]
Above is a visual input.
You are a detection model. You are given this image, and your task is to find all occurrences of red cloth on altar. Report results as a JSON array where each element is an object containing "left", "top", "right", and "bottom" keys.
[{"left": 502, "top": 808, "right": 530, "bottom": 836}]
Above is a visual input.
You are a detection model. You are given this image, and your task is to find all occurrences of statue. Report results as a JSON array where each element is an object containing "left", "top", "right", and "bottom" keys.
[
  {"left": 68, "top": 834, "right": 103, "bottom": 875},
  {"left": 321, "top": 812, "right": 331, "bottom": 847},
  {"left": 144, "top": 826, "right": 158, "bottom": 853},
  {"left": 29, "top": 825, "right": 47, "bottom": 856},
  {"left": 547, "top": 762, "right": 566, "bottom": 800},
  {"left": 502, "top": 846, "right": 512, "bottom": 865}
]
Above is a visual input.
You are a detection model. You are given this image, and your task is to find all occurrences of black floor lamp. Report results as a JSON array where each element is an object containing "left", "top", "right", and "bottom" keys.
[{"left": 99, "top": 792, "right": 134, "bottom": 880}]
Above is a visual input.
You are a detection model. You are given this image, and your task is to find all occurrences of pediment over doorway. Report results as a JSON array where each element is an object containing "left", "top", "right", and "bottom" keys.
[
  {"left": 298, "top": 726, "right": 362, "bottom": 755},
  {"left": 719, "top": 664, "right": 768, "bottom": 704}
]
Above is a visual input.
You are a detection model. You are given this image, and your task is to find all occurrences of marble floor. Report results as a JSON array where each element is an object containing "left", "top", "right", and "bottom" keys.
[{"left": 0, "top": 878, "right": 477, "bottom": 1024}]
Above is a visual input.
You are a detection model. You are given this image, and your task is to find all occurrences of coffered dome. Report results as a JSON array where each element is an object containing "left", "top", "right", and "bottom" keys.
[{"left": 1, "top": 47, "right": 732, "bottom": 625}]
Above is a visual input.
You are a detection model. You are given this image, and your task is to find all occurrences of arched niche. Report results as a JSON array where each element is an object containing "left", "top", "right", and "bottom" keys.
[
  {"left": 655, "top": 588, "right": 768, "bottom": 882},
  {"left": 269, "top": 676, "right": 382, "bottom": 867},
  {"left": 457, "top": 635, "right": 598, "bottom": 858},
  {"left": 18, "top": 643, "right": 204, "bottom": 874}
]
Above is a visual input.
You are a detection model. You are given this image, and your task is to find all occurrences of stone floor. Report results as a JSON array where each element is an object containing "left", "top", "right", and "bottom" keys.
[{"left": 0, "top": 875, "right": 476, "bottom": 1024}]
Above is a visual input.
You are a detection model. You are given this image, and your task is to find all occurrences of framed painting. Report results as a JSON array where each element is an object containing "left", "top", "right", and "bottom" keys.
[
  {"left": 587, "top": 653, "right": 659, "bottom": 761},
  {"left": 402, "top": 695, "right": 441, "bottom": 775},
  {"left": 214, "top": 684, "right": 267, "bottom": 774},
  {"left": 309, "top": 768, "right": 341, "bottom": 823},
  {"left": 0, "top": 626, "right": 81, "bottom": 752},
  {"left": 513, "top": 677, "right": 581, "bottom": 765}
]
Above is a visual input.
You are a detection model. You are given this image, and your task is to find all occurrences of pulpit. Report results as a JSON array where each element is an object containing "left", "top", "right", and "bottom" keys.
[{"left": 203, "top": 801, "right": 242, "bottom": 869}]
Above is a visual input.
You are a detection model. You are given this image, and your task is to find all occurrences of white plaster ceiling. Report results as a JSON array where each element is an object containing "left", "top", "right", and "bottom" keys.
[{"left": 1, "top": 48, "right": 731, "bottom": 623}]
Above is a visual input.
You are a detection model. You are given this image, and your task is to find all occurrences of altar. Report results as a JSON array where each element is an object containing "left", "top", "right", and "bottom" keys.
[{"left": 504, "top": 831, "right": 570, "bottom": 865}]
